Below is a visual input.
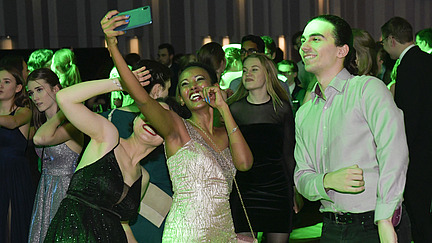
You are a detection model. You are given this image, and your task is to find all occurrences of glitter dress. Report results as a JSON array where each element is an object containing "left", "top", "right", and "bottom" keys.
[
  {"left": 28, "top": 143, "right": 79, "bottom": 242},
  {"left": 44, "top": 146, "right": 141, "bottom": 243},
  {"left": 161, "top": 120, "right": 237, "bottom": 242},
  {"left": 0, "top": 109, "right": 34, "bottom": 243}
]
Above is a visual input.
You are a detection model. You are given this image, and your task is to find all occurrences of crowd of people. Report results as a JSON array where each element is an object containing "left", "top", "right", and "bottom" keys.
[{"left": 0, "top": 9, "right": 431, "bottom": 243}]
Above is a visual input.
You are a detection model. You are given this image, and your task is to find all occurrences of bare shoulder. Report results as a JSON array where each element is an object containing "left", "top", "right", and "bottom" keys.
[{"left": 164, "top": 111, "right": 191, "bottom": 157}]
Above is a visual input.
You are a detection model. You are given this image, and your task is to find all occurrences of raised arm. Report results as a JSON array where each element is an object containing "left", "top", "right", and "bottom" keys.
[
  {"left": 101, "top": 10, "right": 183, "bottom": 143},
  {"left": 203, "top": 86, "right": 253, "bottom": 171},
  {"left": 0, "top": 107, "right": 31, "bottom": 129},
  {"left": 33, "top": 110, "right": 83, "bottom": 150},
  {"left": 56, "top": 79, "right": 122, "bottom": 144}
]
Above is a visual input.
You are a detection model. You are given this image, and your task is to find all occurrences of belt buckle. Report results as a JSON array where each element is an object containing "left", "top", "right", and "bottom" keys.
[{"left": 334, "top": 212, "right": 348, "bottom": 225}]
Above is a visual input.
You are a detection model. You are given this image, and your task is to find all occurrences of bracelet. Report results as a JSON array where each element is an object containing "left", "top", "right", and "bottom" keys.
[
  {"left": 228, "top": 126, "right": 238, "bottom": 137},
  {"left": 112, "top": 78, "right": 123, "bottom": 90}
]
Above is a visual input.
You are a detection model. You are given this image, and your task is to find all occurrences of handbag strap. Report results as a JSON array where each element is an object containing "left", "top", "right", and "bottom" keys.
[{"left": 187, "top": 119, "right": 256, "bottom": 241}]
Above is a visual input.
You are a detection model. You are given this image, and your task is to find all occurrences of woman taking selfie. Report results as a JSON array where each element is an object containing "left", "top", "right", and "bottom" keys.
[{"left": 102, "top": 10, "right": 253, "bottom": 242}]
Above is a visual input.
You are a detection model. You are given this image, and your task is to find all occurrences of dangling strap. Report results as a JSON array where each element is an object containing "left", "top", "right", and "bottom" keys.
[{"left": 233, "top": 176, "right": 256, "bottom": 241}]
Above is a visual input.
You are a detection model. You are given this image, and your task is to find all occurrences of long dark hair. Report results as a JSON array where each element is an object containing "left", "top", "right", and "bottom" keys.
[
  {"left": 27, "top": 68, "right": 61, "bottom": 130},
  {"left": 0, "top": 66, "right": 29, "bottom": 111}
]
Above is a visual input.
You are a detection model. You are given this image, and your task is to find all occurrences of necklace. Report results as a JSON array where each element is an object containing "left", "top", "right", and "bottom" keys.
[
  {"left": 186, "top": 118, "right": 257, "bottom": 242},
  {"left": 187, "top": 119, "right": 221, "bottom": 152}
]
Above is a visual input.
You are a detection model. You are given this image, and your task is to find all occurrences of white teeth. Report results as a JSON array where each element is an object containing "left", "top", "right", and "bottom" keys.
[{"left": 190, "top": 93, "right": 201, "bottom": 100}]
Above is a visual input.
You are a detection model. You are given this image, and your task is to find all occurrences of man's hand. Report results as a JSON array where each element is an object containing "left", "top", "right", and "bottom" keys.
[
  {"left": 378, "top": 218, "right": 397, "bottom": 243},
  {"left": 323, "top": 165, "right": 365, "bottom": 193}
]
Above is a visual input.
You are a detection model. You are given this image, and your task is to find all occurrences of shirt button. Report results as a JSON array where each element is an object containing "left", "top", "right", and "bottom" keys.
[{"left": 324, "top": 106, "right": 328, "bottom": 109}]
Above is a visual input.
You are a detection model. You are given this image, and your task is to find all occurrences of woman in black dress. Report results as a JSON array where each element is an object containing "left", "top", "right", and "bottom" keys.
[
  {"left": 43, "top": 67, "right": 164, "bottom": 242},
  {"left": 228, "top": 53, "right": 296, "bottom": 242}
]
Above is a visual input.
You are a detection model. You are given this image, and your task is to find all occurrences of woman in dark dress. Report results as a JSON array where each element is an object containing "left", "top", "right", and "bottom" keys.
[
  {"left": 228, "top": 54, "right": 296, "bottom": 242},
  {"left": 44, "top": 67, "right": 164, "bottom": 242},
  {"left": 0, "top": 66, "right": 33, "bottom": 243}
]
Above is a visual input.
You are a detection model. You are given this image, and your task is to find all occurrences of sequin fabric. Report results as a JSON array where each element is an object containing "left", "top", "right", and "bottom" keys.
[
  {"left": 162, "top": 120, "right": 237, "bottom": 242},
  {"left": 44, "top": 147, "right": 141, "bottom": 243},
  {"left": 28, "top": 143, "right": 79, "bottom": 243}
]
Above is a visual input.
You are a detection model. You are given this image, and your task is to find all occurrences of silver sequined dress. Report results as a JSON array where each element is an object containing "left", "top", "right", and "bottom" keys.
[
  {"left": 162, "top": 120, "right": 237, "bottom": 242},
  {"left": 28, "top": 143, "right": 79, "bottom": 243}
]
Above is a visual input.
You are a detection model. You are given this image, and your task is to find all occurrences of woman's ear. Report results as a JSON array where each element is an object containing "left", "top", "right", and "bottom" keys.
[
  {"left": 53, "top": 84, "right": 61, "bottom": 94},
  {"left": 15, "top": 84, "right": 23, "bottom": 94},
  {"left": 150, "top": 84, "right": 161, "bottom": 99}
]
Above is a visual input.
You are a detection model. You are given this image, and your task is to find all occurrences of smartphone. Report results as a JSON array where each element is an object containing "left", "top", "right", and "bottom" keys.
[{"left": 114, "top": 6, "right": 152, "bottom": 31}]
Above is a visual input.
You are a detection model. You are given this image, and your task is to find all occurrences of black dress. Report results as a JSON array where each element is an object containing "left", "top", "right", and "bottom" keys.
[
  {"left": 0, "top": 109, "right": 34, "bottom": 243},
  {"left": 229, "top": 98, "right": 295, "bottom": 233},
  {"left": 44, "top": 147, "right": 141, "bottom": 242}
]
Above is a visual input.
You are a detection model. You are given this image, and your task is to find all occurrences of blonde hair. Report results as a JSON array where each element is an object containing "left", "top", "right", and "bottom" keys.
[
  {"left": 51, "top": 48, "right": 82, "bottom": 87},
  {"left": 227, "top": 53, "right": 290, "bottom": 111}
]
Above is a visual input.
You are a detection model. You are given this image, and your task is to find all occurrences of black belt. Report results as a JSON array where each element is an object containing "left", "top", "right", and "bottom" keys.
[
  {"left": 66, "top": 194, "right": 121, "bottom": 219},
  {"left": 323, "top": 211, "right": 374, "bottom": 225}
]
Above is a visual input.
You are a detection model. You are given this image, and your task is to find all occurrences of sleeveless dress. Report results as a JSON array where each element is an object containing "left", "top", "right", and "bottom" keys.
[
  {"left": 0, "top": 109, "right": 34, "bottom": 243},
  {"left": 28, "top": 143, "right": 79, "bottom": 242},
  {"left": 161, "top": 120, "right": 237, "bottom": 242},
  {"left": 229, "top": 98, "right": 296, "bottom": 233},
  {"left": 44, "top": 146, "right": 141, "bottom": 242},
  {"left": 100, "top": 109, "right": 174, "bottom": 243}
]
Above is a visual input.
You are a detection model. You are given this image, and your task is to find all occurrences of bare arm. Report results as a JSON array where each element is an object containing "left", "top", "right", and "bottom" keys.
[
  {"left": 56, "top": 79, "right": 121, "bottom": 144},
  {"left": 0, "top": 107, "right": 31, "bottom": 129},
  {"left": 101, "top": 10, "right": 185, "bottom": 147},
  {"left": 202, "top": 86, "right": 253, "bottom": 171},
  {"left": 33, "top": 110, "right": 83, "bottom": 148}
]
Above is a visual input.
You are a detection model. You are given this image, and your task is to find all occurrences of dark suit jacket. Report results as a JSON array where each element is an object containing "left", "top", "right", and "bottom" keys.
[{"left": 395, "top": 46, "right": 432, "bottom": 181}]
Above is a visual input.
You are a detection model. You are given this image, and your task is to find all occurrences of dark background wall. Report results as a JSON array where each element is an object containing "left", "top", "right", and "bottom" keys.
[{"left": 0, "top": 0, "right": 431, "bottom": 79}]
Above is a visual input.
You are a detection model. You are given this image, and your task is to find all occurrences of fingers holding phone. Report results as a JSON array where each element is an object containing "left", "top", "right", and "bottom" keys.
[{"left": 101, "top": 10, "right": 129, "bottom": 44}]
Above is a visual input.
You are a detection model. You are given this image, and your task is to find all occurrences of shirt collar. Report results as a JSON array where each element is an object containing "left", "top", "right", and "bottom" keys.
[
  {"left": 399, "top": 44, "right": 415, "bottom": 60},
  {"left": 311, "top": 68, "right": 352, "bottom": 100}
]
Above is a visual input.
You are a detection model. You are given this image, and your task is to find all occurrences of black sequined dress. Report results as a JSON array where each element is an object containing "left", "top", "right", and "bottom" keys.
[{"left": 44, "top": 147, "right": 141, "bottom": 242}]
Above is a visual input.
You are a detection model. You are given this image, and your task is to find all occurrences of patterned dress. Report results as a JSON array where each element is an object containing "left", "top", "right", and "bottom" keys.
[
  {"left": 161, "top": 120, "right": 237, "bottom": 242},
  {"left": 28, "top": 143, "right": 79, "bottom": 242}
]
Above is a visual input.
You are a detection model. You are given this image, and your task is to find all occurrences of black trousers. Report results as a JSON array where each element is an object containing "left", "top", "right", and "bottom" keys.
[{"left": 320, "top": 213, "right": 379, "bottom": 243}]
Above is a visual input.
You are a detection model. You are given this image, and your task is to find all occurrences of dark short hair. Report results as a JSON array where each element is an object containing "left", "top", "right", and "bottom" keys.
[
  {"left": 158, "top": 43, "right": 175, "bottom": 56},
  {"left": 381, "top": 17, "right": 413, "bottom": 44},
  {"left": 241, "top": 35, "right": 265, "bottom": 53},
  {"left": 309, "top": 15, "right": 358, "bottom": 74},
  {"left": 133, "top": 59, "right": 172, "bottom": 93},
  {"left": 261, "top": 36, "right": 277, "bottom": 55},
  {"left": 291, "top": 31, "right": 303, "bottom": 46},
  {"left": 416, "top": 28, "right": 432, "bottom": 48}
]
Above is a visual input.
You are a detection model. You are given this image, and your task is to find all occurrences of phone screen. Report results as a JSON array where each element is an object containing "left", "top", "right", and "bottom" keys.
[{"left": 114, "top": 6, "right": 152, "bottom": 31}]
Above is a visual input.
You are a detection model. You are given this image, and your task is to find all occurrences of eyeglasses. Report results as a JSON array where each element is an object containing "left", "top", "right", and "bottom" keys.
[
  {"left": 379, "top": 36, "right": 390, "bottom": 45},
  {"left": 240, "top": 48, "right": 258, "bottom": 56}
]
